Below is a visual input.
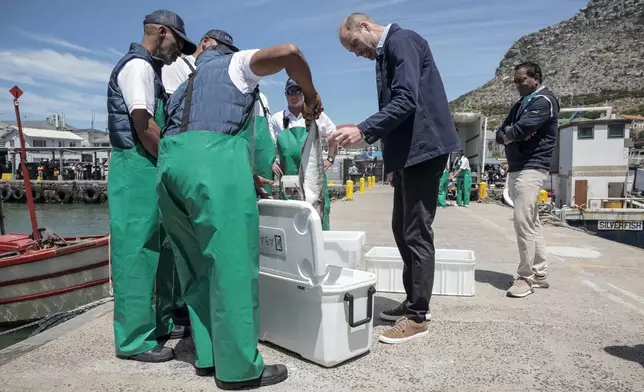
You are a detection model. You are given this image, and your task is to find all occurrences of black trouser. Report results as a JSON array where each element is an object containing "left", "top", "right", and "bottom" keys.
[{"left": 392, "top": 154, "right": 448, "bottom": 322}]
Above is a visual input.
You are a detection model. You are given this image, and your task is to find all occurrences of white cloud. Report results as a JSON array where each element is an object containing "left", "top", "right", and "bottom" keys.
[
  {"left": 106, "top": 47, "right": 123, "bottom": 57},
  {"left": 0, "top": 45, "right": 112, "bottom": 125},
  {"left": 16, "top": 29, "right": 95, "bottom": 54},
  {"left": 0, "top": 49, "right": 113, "bottom": 88},
  {"left": 273, "top": 0, "right": 409, "bottom": 30}
]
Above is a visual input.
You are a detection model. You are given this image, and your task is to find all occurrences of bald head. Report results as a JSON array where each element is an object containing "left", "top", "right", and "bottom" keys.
[
  {"left": 338, "top": 13, "right": 384, "bottom": 61},
  {"left": 339, "top": 13, "right": 375, "bottom": 34}
]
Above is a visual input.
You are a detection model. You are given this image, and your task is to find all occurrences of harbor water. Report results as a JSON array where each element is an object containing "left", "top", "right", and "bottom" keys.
[{"left": 0, "top": 202, "right": 109, "bottom": 350}]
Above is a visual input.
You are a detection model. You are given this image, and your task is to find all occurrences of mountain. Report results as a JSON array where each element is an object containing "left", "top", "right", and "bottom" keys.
[{"left": 450, "top": 0, "right": 644, "bottom": 127}]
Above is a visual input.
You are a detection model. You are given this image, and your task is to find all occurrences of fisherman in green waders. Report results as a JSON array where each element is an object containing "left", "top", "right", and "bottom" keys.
[
  {"left": 269, "top": 78, "right": 338, "bottom": 230},
  {"left": 437, "top": 156, "right": 451, "bottom": 208},
  {"left": 450, "top": 150, "right": 472, "bottom": 207},
  {"left": 161, "top": 29, "right": 275, "bottom": 194},
  {"left": 106, "top": 10, "right": 195, "bottom": 362},
  {"left": 158, "top": 40, "right": 323, "bottom": 389}
]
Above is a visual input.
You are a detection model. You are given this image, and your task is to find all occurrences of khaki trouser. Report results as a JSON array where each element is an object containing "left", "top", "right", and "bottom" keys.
[{"left": 508, "top": 169, "right": 548, "bottom": 279}]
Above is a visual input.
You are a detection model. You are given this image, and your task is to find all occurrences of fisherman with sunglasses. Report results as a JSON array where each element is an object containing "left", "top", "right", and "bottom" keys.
[{"left": 269, "top": 78, "right": 339, "bottom": 230}]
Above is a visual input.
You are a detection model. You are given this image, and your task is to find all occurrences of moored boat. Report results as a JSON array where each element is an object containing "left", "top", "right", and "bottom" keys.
[{"left": 0, "top": 233, "right": 110, "bottom": 325}]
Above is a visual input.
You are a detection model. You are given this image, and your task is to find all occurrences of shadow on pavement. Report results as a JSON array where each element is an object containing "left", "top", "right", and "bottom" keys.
[
  {"left": 475, "top": 269, "right": 514, "bottom": 291},
  {"left": 604, "top": 344, "right": 644, "bottom": 367},
  {"left": 374, "top": 296, "right": 401, "bottom": 327}
]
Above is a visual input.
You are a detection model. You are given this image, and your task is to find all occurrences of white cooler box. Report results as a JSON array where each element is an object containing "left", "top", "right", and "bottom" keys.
[
  {"left": 257, "top": 200, "right": 377, "bottom": 367},
  {"left": 323, "top": 231, "right": 367, "bottom": 270},
  {"left": 364, "top": 246, "right": 476, "bottom": 296}
]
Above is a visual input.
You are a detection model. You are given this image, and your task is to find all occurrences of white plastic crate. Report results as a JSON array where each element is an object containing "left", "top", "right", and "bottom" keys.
[
  {"left": 257, "top": 200, "right": 377, "bottom": 367},
  {"left": 322, "top": 231, "right": 367, "bottom": 270},
  {"left": 364, "top": 246, "right": 476, "bottom": 297}
]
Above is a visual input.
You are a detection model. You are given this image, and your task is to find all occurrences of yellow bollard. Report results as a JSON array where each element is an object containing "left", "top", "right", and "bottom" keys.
[
  {"left": 538, "top": 189, "right": 548, "bottom": 203},
  {"left": 372, "top": 176, "right": 376, "bottom": 186},
  {"left": 359, "top": 177, "right": 365, "bottom": 193},
  {"left": 346, "top": 180, "right": 354, "bottom": 200},
  {"left": 479, "top": 181, "right": 487, "bottom": 199},
  {"left": 367, "top": 176, "right": 373, "bottom": 189}
]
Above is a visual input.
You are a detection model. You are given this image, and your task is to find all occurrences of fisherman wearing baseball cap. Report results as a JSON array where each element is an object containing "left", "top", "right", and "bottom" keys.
[
  {"left": 158, "top": 31, "right": 322, "bottom": 388},
  {"left": 162, "top": 28, "right": 276, "bottom": 193},
  {"left": 106, "top": 9, "right": 196, "bottom": 364},
  {"left": 163, "top": 29, "right": 237, "bottom": 94},
  {"left": 269, "top": 78, "right": 339, "bottom": 230}
]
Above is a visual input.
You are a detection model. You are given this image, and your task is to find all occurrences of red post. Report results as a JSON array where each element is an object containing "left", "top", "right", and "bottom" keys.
[{"left": 10, "top": 86, "right": 40, "bottom": 242}]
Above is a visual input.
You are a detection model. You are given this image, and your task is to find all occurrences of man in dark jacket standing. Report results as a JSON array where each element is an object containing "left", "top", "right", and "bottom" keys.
[
  {"left": 331, "top": 13, "right": 460, "bottom": 344},
  {"left": 496, "top": 62, "right": 559, "bottom": 298}
]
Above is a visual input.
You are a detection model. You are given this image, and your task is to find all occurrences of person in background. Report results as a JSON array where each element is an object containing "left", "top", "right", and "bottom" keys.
[
  {"left": 163, "top": 29, "right": 274, "bottom": 193},
  {"left": 450, "top": 150, "right": 471, "bottom": 207},
  {"left": 330, "top": 13, "right": 460, "bottom": 344},
  {"left": 106, "top": 9, "right": 196, "bottom": 363},
  {"left": 158, "top": 37, "right": 322, "bottom": 388},
  {"left": 437, "top": 156, "right": 450, "bottom": 208},
  {"left": 269, "top": 78, "right": 338, "bottom": 230},
  {"left": 496, "top": 61, "right": 559, "bottom": 298}
]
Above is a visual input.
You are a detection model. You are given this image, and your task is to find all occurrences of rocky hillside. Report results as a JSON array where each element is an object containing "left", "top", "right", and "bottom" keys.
[{"left": 450, "top": 0, "right": 644, "bottom": 126}]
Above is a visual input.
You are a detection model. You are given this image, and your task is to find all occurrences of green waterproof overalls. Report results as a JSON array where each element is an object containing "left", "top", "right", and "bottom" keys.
[
  {"left": 252, "top": 99, "right": 276, "bottom": 193},
  {"left": 108, "top": 99, "right": 182, "bottom": 356},
  {"left": 275, "top": 113, "right": 331, "bottom": 230},
  {"left": 455, "top": 158, "right": 472, "bottom": 206},
  {"left": 156, "top": 75, "right": 265, "bottom": 382},
  {"left": 438, "top": 170, "right": 450, "bottom": 207}
]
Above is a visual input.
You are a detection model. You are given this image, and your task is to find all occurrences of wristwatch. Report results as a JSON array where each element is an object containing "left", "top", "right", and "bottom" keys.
[{"left": 326, "top": 156, "right": 335, "bottom": 164}]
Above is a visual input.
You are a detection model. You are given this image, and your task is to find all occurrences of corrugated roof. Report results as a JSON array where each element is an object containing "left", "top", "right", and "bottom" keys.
[{"left": 4, "top": 127, "right": 84, "bottom": 141}]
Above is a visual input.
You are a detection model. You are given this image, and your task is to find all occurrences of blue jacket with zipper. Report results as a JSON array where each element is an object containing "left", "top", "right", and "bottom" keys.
[
  {"left": 357, "top": 24, "right": 460, "bottom": 173},
  {"left": 495, "top": 86, "right": 560, "bottom": 173}
]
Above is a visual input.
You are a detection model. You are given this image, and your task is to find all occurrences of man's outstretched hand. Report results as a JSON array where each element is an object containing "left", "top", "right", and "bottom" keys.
[
  {"left": 328, "top": 124, "right": 365, "bottom": 148},
  {"left": 254, "top": 175, "right": 274, "bottom": 199}
]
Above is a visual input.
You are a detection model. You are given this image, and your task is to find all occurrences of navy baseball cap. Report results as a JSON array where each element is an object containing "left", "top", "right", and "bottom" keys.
[
  {"left": 204, "top": 29, "right": 239, "bottom": 52},
  {"left": 285, "top": 78, "right": 300, "bottom": 90},
  {"left": 144, "top": 10, "right": 197, "bottom": 55}
]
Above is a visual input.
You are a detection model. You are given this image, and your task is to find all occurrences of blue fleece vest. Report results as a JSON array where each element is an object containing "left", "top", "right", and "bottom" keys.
[
  {"left": 107, "top": 43, "right": 167, "bottom": 149},
  {"left": 162, "top": 46, "right": 257, "bottom": 137}
]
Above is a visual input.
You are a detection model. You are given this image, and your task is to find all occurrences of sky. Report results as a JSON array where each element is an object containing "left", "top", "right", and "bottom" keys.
[{"left": 0, "top": 0, "right": 588, "bottom": 129}]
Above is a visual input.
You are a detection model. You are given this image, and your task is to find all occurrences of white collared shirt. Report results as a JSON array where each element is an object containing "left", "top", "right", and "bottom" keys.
[
  {"left": 117, "top": 59, "right": 156, "bottom": 116},
  {"left": 269, "top": 109, "right": 336, "bottom": 141},
  {"left": 376, "top": 23, "right": 392, "bottom": 56},
  {"left": 458, "top": 156, "right": 470, "bottom": 171},
  {"left": 162, "top": 55, "right": 196, "bottom": 95}
]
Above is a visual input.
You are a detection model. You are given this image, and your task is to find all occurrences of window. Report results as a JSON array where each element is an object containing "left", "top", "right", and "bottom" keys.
[
  {"left": 58, "top": 141, "right": 63, "bottom": 147},
  {"left": 9, "top": 140, "right": 14, "bottom": 147},
  {"left": 69, "top": 142, "right": 76, "bottom": 147},
  {"left": 577, "top": 126, "right": 594, "bottom": 140},
  {"left": 33, "top": 139, "right": 47, "bottom": 147},
  {"left": 608, "top": 124, "right": 625, "bottom": 139}
]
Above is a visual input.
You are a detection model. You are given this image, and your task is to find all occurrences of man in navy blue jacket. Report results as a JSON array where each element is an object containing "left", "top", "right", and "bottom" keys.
[
  {"left": 330, "top": 13, "right": 460, "bottom": 345},
  {"left": 496, "top": 62, "right": 559, "bottom": 298}
]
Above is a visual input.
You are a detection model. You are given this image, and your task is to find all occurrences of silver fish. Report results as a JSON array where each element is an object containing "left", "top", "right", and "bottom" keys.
[{"left": 298, "top": 119, "right": 326, "bottom": 223}]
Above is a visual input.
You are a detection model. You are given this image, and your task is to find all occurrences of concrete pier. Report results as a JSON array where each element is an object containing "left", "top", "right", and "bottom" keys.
[{"left": 0, "top": 186, "right": 643, "bottom": 391}]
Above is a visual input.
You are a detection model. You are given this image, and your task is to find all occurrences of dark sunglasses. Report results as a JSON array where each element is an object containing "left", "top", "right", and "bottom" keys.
[{"left": 286, "top": 88, "right": 302, "bottom": 96}]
